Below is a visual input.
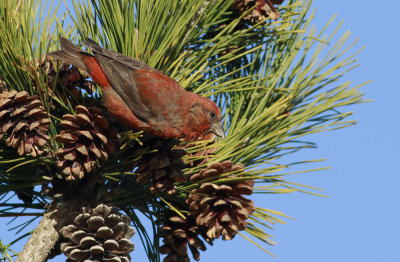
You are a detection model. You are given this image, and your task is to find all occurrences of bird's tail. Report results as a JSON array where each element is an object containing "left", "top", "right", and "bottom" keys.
[{"left": 48, "top": 37, "right": 93, "bottom": 71}]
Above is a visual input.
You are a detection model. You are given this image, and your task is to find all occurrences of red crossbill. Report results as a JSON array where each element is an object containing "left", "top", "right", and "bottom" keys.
[{"left": 49, "top": 37, "right": 224, "bottom": 141}]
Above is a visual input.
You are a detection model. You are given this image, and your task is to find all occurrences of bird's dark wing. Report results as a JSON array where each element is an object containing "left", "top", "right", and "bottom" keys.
[
  {"left": 82, "top": 39, "right": 155, "bottom": 122},
  {"left": 83, "top": 38, "right": 155, "bottom": 70}
]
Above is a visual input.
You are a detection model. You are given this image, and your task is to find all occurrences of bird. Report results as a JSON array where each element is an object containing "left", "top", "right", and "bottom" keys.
[{"left": 48, "top": 37, "right": 225, "bottom": 141}]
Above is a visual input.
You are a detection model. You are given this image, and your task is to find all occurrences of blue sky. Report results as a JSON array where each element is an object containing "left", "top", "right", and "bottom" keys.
[
  {"left": 255, "top": 1, "right": 399, "bottom": 261},
  {"left": 2, "top": 1, "right": 399, "bottom": 261}
]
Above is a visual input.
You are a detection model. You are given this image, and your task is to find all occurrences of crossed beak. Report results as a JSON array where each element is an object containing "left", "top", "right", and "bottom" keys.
[{"left": 211, "top": 121, "right": 225, "bottom": 139}]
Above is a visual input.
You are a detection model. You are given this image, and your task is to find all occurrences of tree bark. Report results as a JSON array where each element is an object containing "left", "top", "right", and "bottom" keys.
[
  {"left": 16, "top": 174, "right": 100, "bottom": 262},
  {"left": 16, "top": 197, "right": 70, "bottom": 262}
]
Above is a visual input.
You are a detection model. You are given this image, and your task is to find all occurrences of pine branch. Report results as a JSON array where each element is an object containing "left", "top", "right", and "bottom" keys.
[
  {"left": 0, "top": 213, "right": 43, "bottom": 217},
  {"left": 16, "top": 196, "right": 65, "bottom": 262}
]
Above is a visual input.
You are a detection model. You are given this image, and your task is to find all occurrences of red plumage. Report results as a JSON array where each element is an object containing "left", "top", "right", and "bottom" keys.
[{"left": 49, "top": 38, "right": 224, "bottom": 141}]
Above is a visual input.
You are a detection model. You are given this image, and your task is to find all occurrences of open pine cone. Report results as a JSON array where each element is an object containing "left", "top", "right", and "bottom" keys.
[
  {"left": 0, "top": 78, "right": 7, "bottom": 91},
  {"left": 231, "top": 0, "right": 284, "bottom": 22},
  {"left": 39, "top": 57, "right": 95, "bottom": 101},
  {"left": 55, "top": 105, "right": 117, "bottom": 180},
  {"left": 136, "top": 138, "right": 187, "bottom": 195},
  {"left": 187, "top": 160, "right": 255, "bottom": 240},
  {"left": 60, "top": 204, "right": 135, "bottom": 262},
  {"left": 0, "top": 90, "right": 51, "bottom": 156},
  {"left": 183, "top": 133, "right": 217, "bottom": 167},
  {"left": 160, "top": 212, "right": 212, "bottom": 262}
]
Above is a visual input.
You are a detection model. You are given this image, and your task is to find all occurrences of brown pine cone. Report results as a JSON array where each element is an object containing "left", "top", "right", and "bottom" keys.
[
  {"left": 0, "top": 78, "right": 7, "bottom": 91},
  {"left": 182, "top": 133, "right": 217, "bottom": 167},
  {"left": 60, "top": 204, "right": 135, "bottom": 262},
  {"left": 187, "top": 161, "right": 255, "bottom": 240},
  {"left": 39, "top": 57, "right": 95, "bottom": 104},
  {"left": 231, "top": 0, "right": 284, "bottom": 23},
  {"left": 0, "top": 90, "right": 51, "bottom": 156},
  {"left": 136, "top": 138, "right": 187, "bottom": 195},
  {"left": 55, "top": 105, "right": 117, "bottom": 180},
  {"left": 160, "top": 213, "right": 212, "bottom": 262},
  {"left": 39, "top": 57, "right": 70, "bottom": 88}
]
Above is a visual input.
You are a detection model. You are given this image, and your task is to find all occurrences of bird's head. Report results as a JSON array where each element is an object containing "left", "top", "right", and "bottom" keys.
[{"left": 191, "top": 97, "right": 225, "bottom": 139}]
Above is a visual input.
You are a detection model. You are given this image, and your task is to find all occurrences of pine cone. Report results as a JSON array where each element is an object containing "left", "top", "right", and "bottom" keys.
[
  {"left": 160, "top": 213, "right": 212, "bottom": 262},
  {"left": 0, "top": 78, "right": 7, "bottom": 91},
  {"left": 60, "top": 204, "right": 135, "bottom": 262},
  {"left": 55, "top": 105, "right": 117, "bottom": 180},
  {"left": 231, "top": 0, "right": 284, "bottom": 23},
  {"left": 0, "top": 90, "right": 51, "bottom": 156},
  {"left": 35, "top": 57, "right": 95, "bottom": 108},
  {"left": 187, "top": 160, "right": 255, "bottom": 240},
  {"left": 182, "top": 133, "right": 217, "bottom": 167},
  {"left": 41, "top": 57, "right": 95, "bottom": 96},
  {"left": 136, "top": 138, "right": 187, "bottom": 195}
]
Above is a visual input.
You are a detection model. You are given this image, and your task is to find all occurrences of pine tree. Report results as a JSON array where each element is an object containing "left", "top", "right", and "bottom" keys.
[{"left": 0, "top": 0, "right": 367, "bottom": 261}]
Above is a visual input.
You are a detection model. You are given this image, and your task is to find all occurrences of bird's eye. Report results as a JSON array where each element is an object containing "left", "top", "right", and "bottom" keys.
[{"left": 209, "top": 112, "right": 216, "bottom": 118}]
